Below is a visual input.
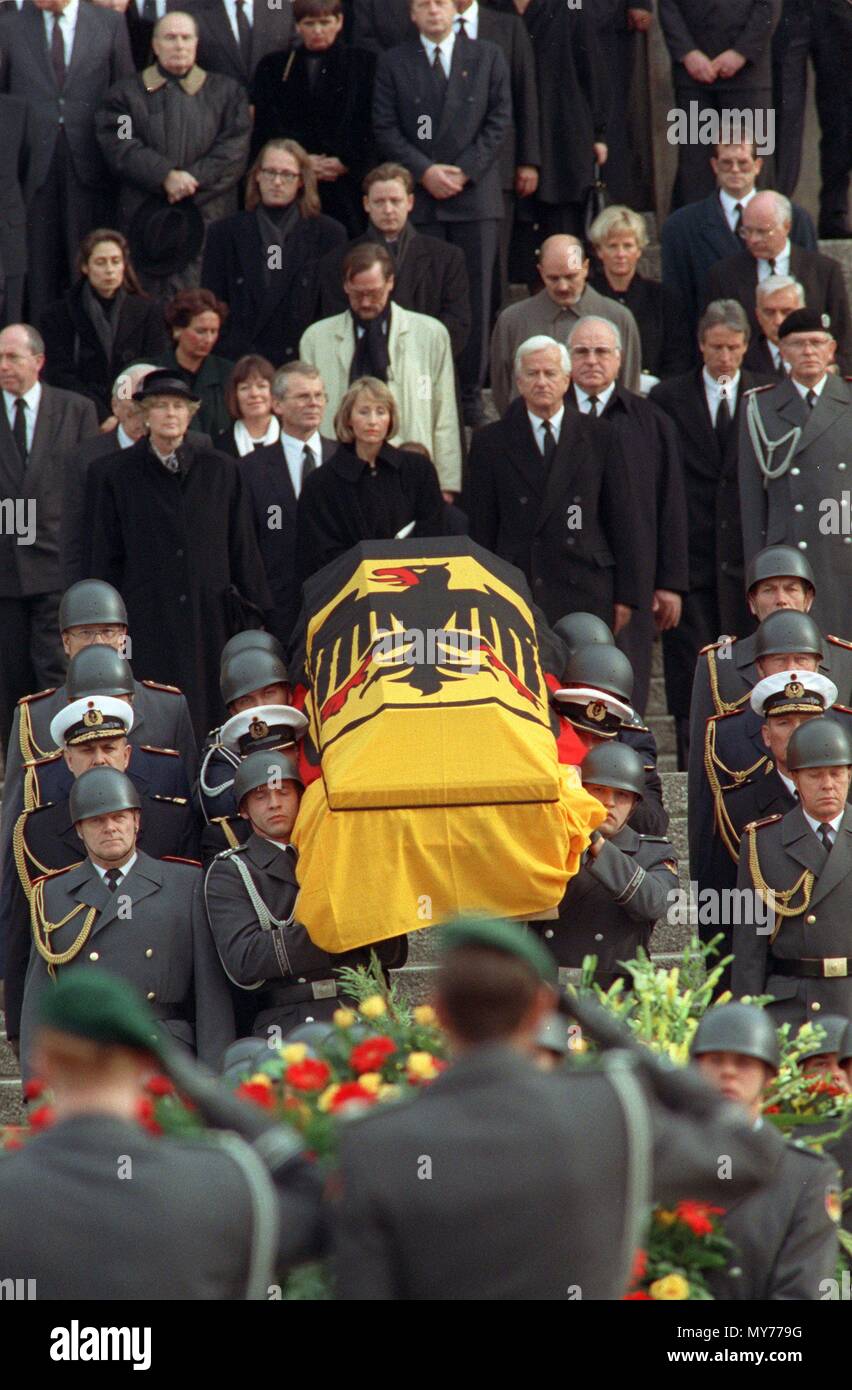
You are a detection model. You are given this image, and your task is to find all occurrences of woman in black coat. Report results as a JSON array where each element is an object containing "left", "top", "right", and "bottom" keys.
[
  {"left": 250, "top": 0, "right": 375, "bottom": 236},
  {"left": 296, "top": 376, "right": 446, "bottom": 584},
  {"left": 39, "top": 229, "right": 168, "bottom": 422},
  {"left": 587, "top": 205, "right": 693, "bottom": 382},
  {"left": 201, "top": 138, "right": 346, "bottom": 368}
]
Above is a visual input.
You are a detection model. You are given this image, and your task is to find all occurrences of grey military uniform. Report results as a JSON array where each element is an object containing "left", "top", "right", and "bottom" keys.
[
  {"left": 733, "top": 804, "right": 852, "bottom": 1024},
  {"left": 19, "top": 850, "right": 234, "bottom": 1076},
  {"left": 708, "top": 1122, "right": 840, "bottom": 1300},
  {"left": 536, "top": 826, "right": 678, "bottom": 984},
  {"left": 738, "top": 376, "right": 852, "bottom": 640},
  {"left": 203, "top": 831, "right": 407, "bottom": 1038}
]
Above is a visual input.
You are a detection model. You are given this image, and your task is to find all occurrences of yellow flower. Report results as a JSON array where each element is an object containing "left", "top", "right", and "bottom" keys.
[
  {"left": 715, "top": 990, "right": 732, "bottom": 1006},
  {"left": 333, "top": 1008, "right": 357, "bottom": 1029},
  {"left": 317, "top": 1085, "right": 340, "bottom": 1112},
  {"left": 359, "top": 995, "right": 387, "bottom": 1020},
  {"left": 413, "top": 1005, "right": 437, "bottom": 1026},
  {"left": 378, "top": 1084, "right": 402, "bottom": 1102},
  {"left": 407, "top": 1051, "right": 439, "bottom": 1080},
  {"left": 280, "top": 1043, "right": 308, "bottom": 1065},
  {"left": 358, "top": 1073, "right": 382, "bottom": 1094},
  {"left": 649, "top": 1274, "right": 690, "bottom": 1301},
  {"left": 655, "top": 1209, "right": 678, "bottom": 1227},
  {"left": 247, "top": 1072, "right": 273, "bottom": 1088}
]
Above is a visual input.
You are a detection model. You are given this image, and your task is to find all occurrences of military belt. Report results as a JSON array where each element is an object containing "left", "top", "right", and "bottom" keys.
[
  {"left": 770, "top": 955, "right": 852, "bottom": 980},
  {"left": 263, "top": 978, "right": 338, "bottom": 1006}
]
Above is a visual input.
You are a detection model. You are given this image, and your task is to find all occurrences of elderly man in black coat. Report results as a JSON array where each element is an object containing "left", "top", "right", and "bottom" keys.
[
  {"left": 467, "top": 334, "right": 640, "bottom": 631},
  {"left": 87, "top": 369, "right": 273, "bottom": 739}
]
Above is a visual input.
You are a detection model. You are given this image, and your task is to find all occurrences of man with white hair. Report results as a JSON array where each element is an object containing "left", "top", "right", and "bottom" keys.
[
  {"left": 489, "top": 234, "right": 641, "bottom": 415},
  {"left": 743, "top": 274, "right": 804, "bottom": 378},
  {"left": 703, "top": 190, "right": 852, "bottom": 372},
  {"left": 467, "top": 333, "right": 639, "bottom": 630},
  {"left": 564, "top": 316, "right": 688, "bottom": 717}
]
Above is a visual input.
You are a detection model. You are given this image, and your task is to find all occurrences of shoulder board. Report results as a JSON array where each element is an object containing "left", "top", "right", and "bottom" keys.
[
  {"left": 699, "top": 636, "right": 737, "bottom": 655},
  {"left": 160, "top": 855, "right": 202, "bottom": 867},
  {"left": 743, "top": 383, "right": 775, "bottom": 395},
  {"left": 152, "top": 794, "right": 188, "bottom": 805},
  {"left": 31, "top": 862, "right": 78, "bottom": 886},
  {"left": 17, "top": 687, "right": 58, "bottom": 706},
  {"left": 23, "top": 749, "right": 63, "bottom": 768},
  {"left": 638, "top": 834, "right": 670, "bottom": 842},
  {"left": 141, "top": 679, "right": 183, "bottom": 695},
  {"left": 826, "top": 634, "right": 852, "bottom": 652},
  {"left": 139, "top": 745, "right": 180, "bottom": 757},
  {"left": 212, "top": 843, "right": 248, "bottom": 861},
  {"left": 744, "top": 814, "right": 783, "bottom": 831}
]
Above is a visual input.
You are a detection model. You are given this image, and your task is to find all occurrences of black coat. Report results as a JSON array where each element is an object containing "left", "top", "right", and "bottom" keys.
[
  {"left": 201, "top": 208, "right": 347, "bottom": 366},
  {"left": 241, "top": 433, "right": 337, "bottom": 644},
  {"left": 466, "top": 398, "right": 640, "bottom": 627},
  {"left": 40, "top": 282, "right": 169, "bottom": 422},
  {"left": 478, "top": 4, "right": 541, "bottom": 189},
  {"left": 352, "top": 0, "right": 414, "bottom": 51},
  {"left": 155, "top": 346, "right": 235, "bottom": 439},
  {"left": 743, "top": 333, "right": 789, "bottom": 380},
  {"left": 490, "top": 0, "right": 609, "bottom": 205},
  {"left": 296, "top": 442, "right": 447, "bottom": 585},
  {"left": 659, "top": 0, "right": 777, "bottom": 89},
  {"left": 184, "top": 0, "right": 292, "bottom": 87},
  {"left": 318, "top": 227, "right": 471, "bottom": 359},
  {"left": 588, "top": 269, "right": 693, "bottom": 380},
  {"left": 0, "top": 93, "right": 29, "bottom": 290},
  {"left": 703, "top": 245, "right": 852, "bottom": 374},
  {"left": 87, "top": 437, "right": 273, "bottom": 739}
]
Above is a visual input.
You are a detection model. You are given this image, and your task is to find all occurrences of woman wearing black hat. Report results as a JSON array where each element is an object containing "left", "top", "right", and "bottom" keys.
[
  {"left": 156, "top": 288, "right": 234, "bottom": 438},
  {"left": 87, "top": 369, "right": 273, "bottom": 739},
  {"left": 39, "top": 230, "right": 169, "bottom": 423}
]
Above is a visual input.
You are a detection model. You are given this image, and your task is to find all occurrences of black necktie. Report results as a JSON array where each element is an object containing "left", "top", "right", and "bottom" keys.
[
  {"left": 432, "top": 45, "right": 448, "bottom": 99},
  {"left": 541, "top": 419, "right": 556, "bottom": 467},
  {"left": 234, "top": 0, "right": 251, "bottom": 70},
  {"left": 12, "top": 396, "right": 28, "bottom": 464},
  {"left": 806, "top": 389, "right": 818, "bottom": 410},
  {"left": 715, "top": 394, "right": 731, "bottom": 446},
  {"left": 767, "top": 257, "right": 777, "bottom": 274},
  {"left": 456, "top": 14, "right": 467, "bottom": 35},
  {"left": 733, "top": 202, "right": 743, "bottom": 235},
  {"left": 586, "top": 395, "right": 600, "bottom": 418},
  {"left": 50, "top": 14, "right": 65, "bottom": 90},
  {"left": 301, "top": 443, "right": 317, "bottom": 489},
  {"left": 105, "top": 867, "right": 123, "bottom": 892},
  {"left": 818, "top": 822, "right": 834, "bottom": 852}
]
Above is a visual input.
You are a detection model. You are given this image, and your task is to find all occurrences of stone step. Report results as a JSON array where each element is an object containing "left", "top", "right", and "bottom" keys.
[
  {"left": 645, "top": 673, "right": 668, "bottom": 717},
  {"left": 0, "top": 1079, "right": 23, "bottom": 1127},
  {"left": 644, "top": 712, "right": 676, "bottom": 756}
]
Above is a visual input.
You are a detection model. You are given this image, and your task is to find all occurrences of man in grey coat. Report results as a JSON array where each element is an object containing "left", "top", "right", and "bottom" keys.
[
  {"left": 738, "top": 308, "right": 852, "bottom": 643},
  {"left": 19, "top": 766, "right": 234, "bottom": 1078}
]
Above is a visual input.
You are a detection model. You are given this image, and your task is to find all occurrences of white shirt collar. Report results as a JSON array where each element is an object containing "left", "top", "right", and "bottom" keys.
[
  {"left": 259, "top": 835, "right": 295, "bottom": 853},
  {"left": 777, "top": 769, "right": 798, "bottom": 798},
  {"left": 802, "top": 809, "right": 843, "bottom": 839},
  {"left": 92, "top": 851, "right": 137, "bottom": 883},
  {"left": 702, "top": 367, "right": 740, "bottom": 400},
  {"left": 575, "top": 382, "right": 615, "bottom": 413},
  {"left": 116, "top": 423, "right": 136, "bottom": 449},
  {"left": 527, "top": 403, "right": 564, "bottom": 445},
  {"left": 756, "top": 239, "right": 791, "bottom": 279},
  {"left": 453, "top": 2, "right": 478, "bottom": 37},
  {"left": 420, "top": 30, "right": 456, "bottom": 68},
  {"left": 792, "top": 374, "right": 829, "bottom": 400},
  {"left": 280, "top": 429, "right": 323, "bottom": 499},
  {"left": 234, "top": 416, "right": 280, "bottom": 456},
  {"left": 3, "top": 380, "right": 41, "bottom": 426},
  {"left": 719, "top": 186, "right": 756, "bottom": 231},
  {"left": 45, "top": 0, "right": 78, "bottom": 36}
]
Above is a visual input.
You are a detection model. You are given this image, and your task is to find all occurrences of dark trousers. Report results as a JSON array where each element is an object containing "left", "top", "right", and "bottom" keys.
[
  {"left": 616, "top": 605, "right": 653, "bottom": 718},
  {"left": 595, "top": 25, "right": 638, "bottom": 206},
  {"left": 771, "top": 4, "right": 812, "bottom": 197},
  {"left": 669, "top": 84, "right": 773, "bottom": 209},
  {"left": 0, "top": 593, "right": 66, "bottom": 757},
  {"left": 0, "top": 274, "right": 24, "bottom": 329},
  {"left": 417, "top": 218, "right": 500, "bottom": 399},
  {"left": 515, "top": 201, "right": 585, "bottom": 293},
  {"left": 25, "top": 131, "right": 111, "bottom": 322},
  {"left": 494, "top": 189, "right": 516, "bottom": 316}
]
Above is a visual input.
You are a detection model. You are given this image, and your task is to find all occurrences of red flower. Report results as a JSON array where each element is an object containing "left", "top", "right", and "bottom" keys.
[
  {"left": 28, "top": 1105, "right": 56, "bottom": 1132},
  {"left": 23, "top": 1079, "right": 44, "bottom": 1101},
  {"left": 623, "top": 1292, "right": 652, "bottom": 1300},
  {"left": 285, "top": 1058, "right": 331, "bottom": 1093},
  {"left": 135, "top": 1096, "right": 163, "bottom": 1135},
  {"left": 144, "top": 1074, "right": 173, "bottom": 1097},
  {"left": 764, "top": 1104, "right": 781, "bottom": 1114},
  {"left": 629, "top": 1248, "right": 647, "bottom": 1286},
  {"left": 349, "top": 1036, "right": 396, "bottom": 1075},
  {"left": 235, "top": 1081, "right": 276, "bottom": 1109},
  {"left": 675, "top": 1200, "right": 724, "bottom": 1237},
  {"left": 328, "top": 1082, "right": 376, "bottom": 1113},
  {"left": 806, "top": 1078, "right": 847, "bottom": 1098},
  {"left": 3, "top": 1136, "right": 23, "bottom": 1151}
]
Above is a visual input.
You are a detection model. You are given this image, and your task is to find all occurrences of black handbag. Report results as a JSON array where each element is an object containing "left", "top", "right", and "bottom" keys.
[{"left": 582, "top": 163, "right": 609, "bottom": 246}]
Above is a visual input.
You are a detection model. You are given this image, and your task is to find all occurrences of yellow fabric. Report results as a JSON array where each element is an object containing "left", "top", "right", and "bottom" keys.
[{"left": 292, "top": 766, "right": 606, "bottom": 953}]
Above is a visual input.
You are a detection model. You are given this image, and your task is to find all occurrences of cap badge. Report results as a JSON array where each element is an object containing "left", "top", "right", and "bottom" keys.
[
  {"left": 83, "top": 708, "right": 104, "bottom": 728},
  {"left": 784, "top": 680, "right": 805, "bottom": 699},
  {"left": 249, "top": 717, "right": 269, "bottom": 741},
  {"left": 586, "top": 701, "right": 607, "bottom": 723}
]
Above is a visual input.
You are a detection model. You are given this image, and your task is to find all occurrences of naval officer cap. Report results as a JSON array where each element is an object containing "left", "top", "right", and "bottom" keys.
[
  {"left": 220, "top": 703, "right": 309, "bottom": 757},
  {"left": 750, "top": 670, "right": 837, "bottom": 719},
  {"left": 50, "top": 694, "right": 134, "bottom": 748}
]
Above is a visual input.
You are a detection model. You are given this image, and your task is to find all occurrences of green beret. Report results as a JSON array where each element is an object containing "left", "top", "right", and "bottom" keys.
[
  {"left": 438, "top": 916, "right": 558, "bottom": 985},
  {"left": 38, "top": 970, "right": 168, "bottom": 1061}
]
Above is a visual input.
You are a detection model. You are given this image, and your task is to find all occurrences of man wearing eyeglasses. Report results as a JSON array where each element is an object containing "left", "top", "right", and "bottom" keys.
[{"left": 704, "top": 190, "right": 852, "bottom": 373}]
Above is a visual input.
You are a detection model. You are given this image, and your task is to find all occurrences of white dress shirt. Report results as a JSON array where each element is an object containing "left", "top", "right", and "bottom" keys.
[
  {"left": 777, "top": 769, "right": 798, "bottom": 800},
  {"left": 117, "top": 423, "right": 136, "bottom": 450},
  {"left": 93, "top": 852, "right": 138, "bottom": 885},
  {"left": 756, "top": 239, "right": 791, "bottom": 283},
  {"left": 223, "top": 0, "right": 253, "bottom": 44},
  {"left": 527, "top": 404, "right": 564, "bottom": 454},
  {"left": 802, "top": 810, "right": 843, "bottom": 845},
  {"left": 420, "top": 30, "right": 456, "bottom": 80},
  {"left": 793, "top": 374, "right": 828, "bottom": 402},
  {"left": 233, "top": 416, "right": 280, "bottom": 457},
  {"left": 281, "top": 429, "right": 323, "bottom": 499},
  {"left": 136, "top": 0, "right": 166, "bottom": 16},
  {"left": 43, "top": 0, "right": 79, "bottom": 63},
  {"left": 702, "top": 367, "right": 740, "bottom": 425},
  {"left": 719, "top": 186, "right": 756, "bottom": 234},
  {"left": 574, "top": 382, "right": 615, "bottom": 416},
  {"left": 453, "top": 2, "right": 479, "bottom": 38},
  {"left": 767, "top": 340, "right": 791, "bottom": 374},
  {"left": 3, "top": 382, "right": 42, "bottom": 453}
]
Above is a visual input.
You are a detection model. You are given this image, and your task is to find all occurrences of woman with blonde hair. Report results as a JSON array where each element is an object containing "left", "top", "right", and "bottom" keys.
[
  {"left": 201, "top": 138, "right": 346, "bottom": 367},
  {"left": 296, "top": 376, "right": 446, "bottom": 582}
]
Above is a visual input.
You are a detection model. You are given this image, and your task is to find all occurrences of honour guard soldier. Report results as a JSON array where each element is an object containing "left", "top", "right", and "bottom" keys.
[
  {"left": 798, "top": 1016, "right": 852, "bottom": 1236},
  {"left": 18, "top": 767, "right": 234, "bottom": 1079},
  {"left": 0, "top": 972, "right": 322, "bottom": 1298},
  {"left": 3, "top": 697, "right": 199, "bottom": 1053},
  {"left": 534, "top": 743, "right": 678, "bottom": 988},
  {"left": 739, "top": 308, "right": 852, "bottom": 642},
  {"left": 552, "top": 611, "right": 614, "bottom": 664},
  {"left": 691, "top": 1003, "right": 841, "bottom": 1300},
  {"left": 734, "top": 719, "right": 852, "bottom": 1026},
  {"left": 550, "top": 644, "right": 669, "bottom": 836},
  {"left": 203, "top": 751, "right": 406, "bottom": 1040}
]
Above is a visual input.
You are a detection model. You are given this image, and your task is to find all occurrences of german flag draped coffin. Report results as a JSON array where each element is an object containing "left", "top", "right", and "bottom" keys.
[{"left": 291, "top": 540, "right": 606, "bottom": 951}]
